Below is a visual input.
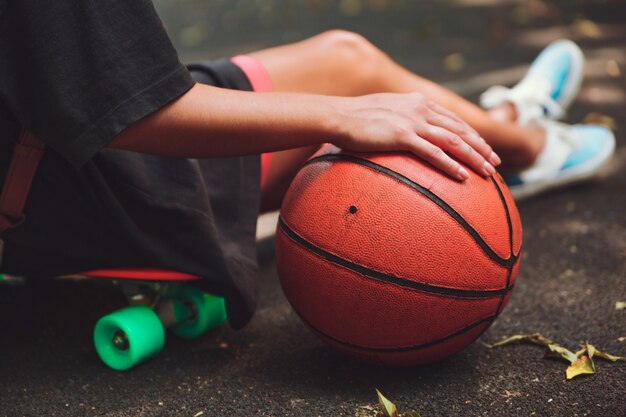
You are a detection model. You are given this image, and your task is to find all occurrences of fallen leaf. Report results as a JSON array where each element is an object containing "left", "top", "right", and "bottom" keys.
[
  {"left": 588, "top": 346, "right": 626, "bottom": 362},
  {"left": 574, "top": 346, "right": 587, "bottom": 358},
  {"left": 616, "top": 301, "right": 626, "bottom": 311},
  {"left": 402, "top": 412, "right": 422, "bottom": 417},
  {"left": 339, "top": 0, "right": 363, "bottom": 17},
  {"left": 290, "top": 398, "right": 305, "bottom": 408},
  {"left": 486, "top": 334, "right": 626, "bottom": 380},
  {"left": 547, "top": 343, "right": 578, "bottom": 363},
  {"left": 501, "top": 390, "right": 522, "bottom": 398},
  {"left": 572, "top": 18, "right": 601, "bottom": 38},
  {"left": 484, "top": 334, "right": 536, "bottom": 348},
  {"left": 531, "top": 334, "right": 558, "bottom": 346},
  {"left": 582, "top": 112, "right": 617, "bottom": 130},
  {"left": 376, "top": 389, "right": 398, "bottom": 417},
  {"left": 606, "top": 59, "right": 621, "bottom": 77},
  {"left": 484, "top": 333, "right": 558, "bottom": 349},
  {"left": 443, "top": 53, "right": 466, "bottom": 73},
  {"left": 355, "top": 404, "right": 378, "bottom": 417},
  {"left": 584, "top": 342, "right": 597, "bottom": 372},
  {"left": 566, "top": 355, "right": 595, "bottom": 379}
]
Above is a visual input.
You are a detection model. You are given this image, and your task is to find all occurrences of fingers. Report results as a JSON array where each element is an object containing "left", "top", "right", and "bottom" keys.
[
  {"left": 421, "top": 125, "right": 495, "bottom": 177},
  {"left": 427, "top": 103, "right": 501, "bottom": 168},
  {"left": 429, "top": 102, "right": 478, "bottom": 135},
  {"left": 405, "top": 133, "right": 470, "bottom": 181},
  {"left": 345, "top": 93, "right": 503, "bottom": 181}
]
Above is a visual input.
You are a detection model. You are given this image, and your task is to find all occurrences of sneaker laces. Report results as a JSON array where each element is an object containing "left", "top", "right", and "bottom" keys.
[{"left": 480, "top": 75, "right": 564, "bottom": 126}]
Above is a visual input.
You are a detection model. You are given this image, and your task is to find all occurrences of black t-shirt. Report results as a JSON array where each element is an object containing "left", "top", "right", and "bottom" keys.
[{"left": 0, "top": 0, "right": 261, "bottom": 328}]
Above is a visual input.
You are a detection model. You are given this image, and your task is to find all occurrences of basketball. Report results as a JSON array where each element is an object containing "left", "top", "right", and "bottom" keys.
[{"left": 275, "top": 145, "right": 522, "bottom": 366}]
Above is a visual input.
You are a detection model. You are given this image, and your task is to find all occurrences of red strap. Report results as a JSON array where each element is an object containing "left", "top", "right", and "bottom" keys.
[{"left": 0, "top": 130, "right": 45, "bottom": 232}]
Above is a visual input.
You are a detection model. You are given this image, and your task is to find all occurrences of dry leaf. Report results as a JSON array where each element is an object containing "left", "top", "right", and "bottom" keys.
[
  {"left": 582, "top": 113, "right": 617, "bottom": 131},
  {"left": 376, "top": 389, "right": 398, "bottom": 417},
  {"left": 588, "top": 345, "right": 626, "bottom": 362},
  {"left": 483, "top": 334, "right": 527, "bottom": 348},
  {"left": 586, "top": 342, "right": 595, "bottom": 360},
  {"left": 484, "top": 333, "right": 558, "bottom": 349},
  {"left": 572, "top": 18, "right": 601, "bottom": 38},
  {"left": 443, "top": 53, "right": 466, "bottom": 73},
  {"left": 486, "top": 334, "right": 626, "bottom": 380},
  {"left": 574, "top": 346, "right": 587, "bottom": 358},
  {"left": 615, "top": 301, "right": 626, "bottom": 311},
  {"left": 547, "top": 343, "right": 578, "bottom": 363},
  {"left": 566, "top": 355, "right": 595, "bottom": 379},
  {"left": 606, "top": 59, "right": 621, "bottom": 77},
  {"left": 584, "top": 342, "right": 597, "bottom": 372},
  {"left": 355, "top": 404, "right": 378, "bottom": 417},
  {"left": 339, "top": 0, "right": 363, "bottom": 17}
]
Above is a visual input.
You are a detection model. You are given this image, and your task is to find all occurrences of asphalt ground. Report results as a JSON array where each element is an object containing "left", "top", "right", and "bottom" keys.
[{"left": 1, "top": 1, "right": 625, "bottom": 416}]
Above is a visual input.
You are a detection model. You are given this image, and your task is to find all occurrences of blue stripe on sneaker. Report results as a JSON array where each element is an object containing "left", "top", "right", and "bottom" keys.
[
  {"left": 561, "top": 125, "right": 609, "bottom": 171},
  {"left": 528, "top": 44, "right": 572, "bottom": 100},
  {"left": 551, "top": 60, "right": 568, "bottom": 100}
]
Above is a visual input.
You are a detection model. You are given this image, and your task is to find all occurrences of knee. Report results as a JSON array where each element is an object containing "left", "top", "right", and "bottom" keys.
[
  {"left": 312, "top": 30, "right": 386, "bottom": 82},
  {"left": 315, "top": 29, "right": 383, "bottom": 63}
]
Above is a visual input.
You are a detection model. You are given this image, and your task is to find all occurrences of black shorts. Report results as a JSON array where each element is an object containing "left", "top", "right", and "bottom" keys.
[{"left": 3, "top": 57, "right": 271, "bottom": 329}]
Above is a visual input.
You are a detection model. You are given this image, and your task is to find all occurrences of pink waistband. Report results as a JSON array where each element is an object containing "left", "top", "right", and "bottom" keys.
[{"left": 231, "top": 55, "right": 273, "bottom": 93}]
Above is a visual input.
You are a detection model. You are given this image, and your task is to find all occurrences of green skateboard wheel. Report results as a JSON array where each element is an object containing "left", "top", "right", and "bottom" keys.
[
  {"left": 171, "top": 286, "right": 227, "bottom": 339},
  {"left": 93, "top": 305, "right": 165, "bottom": 371}
]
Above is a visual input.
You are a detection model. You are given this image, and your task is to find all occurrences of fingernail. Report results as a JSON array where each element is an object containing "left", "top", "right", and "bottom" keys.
[
  {"left": 458, "top": 167, "right": 470, "bottom": 181},
  {"left": 484, "top": 161, "right": 496, "bottom": 176},
  {"left": 490, "top": 151, "right": 502, "bottom": 166}
]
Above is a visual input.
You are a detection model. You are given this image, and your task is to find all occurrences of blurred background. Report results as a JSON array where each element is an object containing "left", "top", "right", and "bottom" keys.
[
  {"left": 1, "top": 1, "right": 625, "bottom": 416},
  {"left": 154, "top": 0, "right": 625, "bottom": 104}
]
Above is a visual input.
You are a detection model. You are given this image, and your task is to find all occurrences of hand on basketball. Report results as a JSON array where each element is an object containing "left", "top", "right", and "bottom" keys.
[{"left": 332, "top": 92, "right": 500, "bottom": 181}]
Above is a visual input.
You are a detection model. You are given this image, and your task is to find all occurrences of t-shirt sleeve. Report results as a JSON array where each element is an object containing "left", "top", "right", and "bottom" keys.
[{"left": 0, "top": 0, "right": 194, "bottom": 168}]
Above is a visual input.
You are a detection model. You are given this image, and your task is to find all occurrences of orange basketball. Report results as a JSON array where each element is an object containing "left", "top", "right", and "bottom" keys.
[{"left": 275, "top": 145, "right": 522, "bottom": 366}]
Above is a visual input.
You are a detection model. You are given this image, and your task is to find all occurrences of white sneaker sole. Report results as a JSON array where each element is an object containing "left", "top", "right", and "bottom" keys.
[{"left": 510, "top": 131, "right": 616, "bottom": 200}]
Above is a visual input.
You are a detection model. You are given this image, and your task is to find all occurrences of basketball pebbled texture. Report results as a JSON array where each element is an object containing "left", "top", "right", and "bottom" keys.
[{"left": 275, "top": 145, "right": 522, "bottom": 366}]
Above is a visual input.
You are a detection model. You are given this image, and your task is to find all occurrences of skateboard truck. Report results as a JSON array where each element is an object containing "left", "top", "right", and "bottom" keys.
[{"left": 89, "top": 272, "right": 227, "bottom": 371}]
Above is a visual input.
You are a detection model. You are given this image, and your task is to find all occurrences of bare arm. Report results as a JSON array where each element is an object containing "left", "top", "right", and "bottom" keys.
[{"left": 109, "top": 83, "right": 499, "bottom": 180}]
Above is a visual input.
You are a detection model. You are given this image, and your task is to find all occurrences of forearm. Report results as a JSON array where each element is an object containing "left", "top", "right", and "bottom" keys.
[
  {"left": 110, "top": 83, "right": 499, "bottom": 180},
  {"left": 109, "top": 83, "right": 341, "bottom": 157}
]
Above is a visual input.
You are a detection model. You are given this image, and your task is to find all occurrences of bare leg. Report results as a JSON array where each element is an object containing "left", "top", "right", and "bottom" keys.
[
  {"left": 260, "top": 146, "right": 318, "bottom": 213},
  {"left": 252, "top": 30, "right": 544, "bottom": 210}
]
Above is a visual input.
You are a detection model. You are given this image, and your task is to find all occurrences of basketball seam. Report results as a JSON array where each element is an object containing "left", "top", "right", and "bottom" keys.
[
  {"left": 295, "top": 307, "right": 496, "bottom": 353},
  {"left": 278, "top": 217, "right": 514, "bottom": 299},
  {"left": 490, "top": 177, "right": 520, "bottom": 315},
  {"left": 305, "top": 154, "right": 518, "bottom": 267}
]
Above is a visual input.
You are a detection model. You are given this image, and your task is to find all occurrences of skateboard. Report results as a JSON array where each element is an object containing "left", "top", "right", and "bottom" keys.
[{"left": 83, "top": 268, "right": 227, "bottom": 371}]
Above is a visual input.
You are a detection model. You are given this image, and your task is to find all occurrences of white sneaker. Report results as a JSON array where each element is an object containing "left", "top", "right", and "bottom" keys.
[
  {"left": 481, "top": 39, "right": 585, "bottom": 126},
  {"left": 503, "top": 121, "right": 615, "bottom": 200}
]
